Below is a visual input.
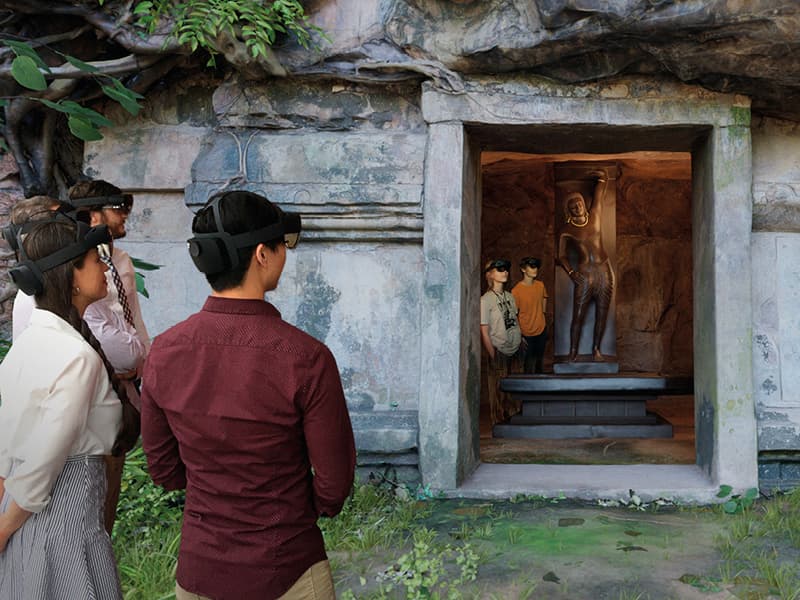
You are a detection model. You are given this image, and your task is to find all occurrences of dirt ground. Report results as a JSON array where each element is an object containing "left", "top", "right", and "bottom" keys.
[{"left": 329, "top": 497, "right": 753, "bottom": 600}]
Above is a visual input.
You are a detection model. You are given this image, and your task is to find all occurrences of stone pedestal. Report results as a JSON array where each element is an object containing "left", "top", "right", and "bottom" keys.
[{"left": 495, "top": 375, "right": 691, "bottom": 439}]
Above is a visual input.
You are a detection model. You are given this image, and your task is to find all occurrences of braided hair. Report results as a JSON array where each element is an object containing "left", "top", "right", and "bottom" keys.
[{"left": 22, "top": 219, "right": 139, "bottom": 456}]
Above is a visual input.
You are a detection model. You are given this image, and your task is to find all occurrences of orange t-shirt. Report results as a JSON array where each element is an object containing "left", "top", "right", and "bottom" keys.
[{"left": 511, "top": 280, "right": 548, "bottom": 336}]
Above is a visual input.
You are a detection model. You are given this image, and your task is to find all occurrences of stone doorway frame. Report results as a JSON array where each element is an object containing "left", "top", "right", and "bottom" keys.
[{"left": 418, "top": 77, "right": 759, "bottom": 501}]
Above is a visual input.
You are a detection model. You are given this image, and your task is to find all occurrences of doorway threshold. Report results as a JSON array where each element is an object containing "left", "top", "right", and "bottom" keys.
[{"left": 453, "top": 463, "right": 719, "bottom": 504}]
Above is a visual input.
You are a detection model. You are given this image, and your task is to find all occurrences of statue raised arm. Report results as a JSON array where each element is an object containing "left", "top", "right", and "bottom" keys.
[{"left": 556, "top": 171, "right": 614, "bottom": 362}]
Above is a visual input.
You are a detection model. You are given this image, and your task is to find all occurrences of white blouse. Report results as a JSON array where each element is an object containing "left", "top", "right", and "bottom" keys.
[{"left": 0, "top": 309, "right": 122, "bottom": 513}]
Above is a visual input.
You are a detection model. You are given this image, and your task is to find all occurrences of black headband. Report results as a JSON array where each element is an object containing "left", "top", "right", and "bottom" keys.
[
  {"left": 8, "top": 214, "right": 111, "bottom": 295},
  {"left": 187, "top": 193, "right": 302, "bottom": 275},
  {"left": 70, "top": 193, "right": 133, "bottom": 210}
]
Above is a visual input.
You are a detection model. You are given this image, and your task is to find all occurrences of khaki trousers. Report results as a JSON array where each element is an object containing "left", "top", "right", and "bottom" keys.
[
  {"left": 487, "top": 352, "right": 520, "bottom": 425},
  {"left": 175, "top": 559, "right": 335, "bottom": 600}
]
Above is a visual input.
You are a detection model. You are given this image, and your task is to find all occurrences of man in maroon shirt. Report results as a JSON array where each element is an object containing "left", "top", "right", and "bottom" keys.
[{"left": 140, "top": 190, "right": 356, "bottom": 600}]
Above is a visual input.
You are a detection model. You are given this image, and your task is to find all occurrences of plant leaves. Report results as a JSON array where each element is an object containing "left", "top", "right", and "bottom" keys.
[
  {"left": 3, "top": 40, "right": 49, "bottom": 70},
  {"left": 135, "top": 271, "right": 149, "bottom": 298},
  {"left": 11, "top": 56, "right": 47, "bottom": 91},
  {"left": 101, "top": 85, "right": 142, "bottom": 116},
  {"left": 63, "top": 54, "right": 100, "bottom": 73},
  {"left": 36, "top": 99, "right": 114, "bottom": 127},
  {"left": 131, "top": 258, "right": 162, "bottom": 271},
  {"left": 67, "top": 116, "right": 103, "bottom": 141},
  {"left": 717, "top": 485, "right": 733, "bottom": 498},
  {"left": 133, "top": 1, "right": 153, "bottom": 14},
  {"left": 723, "top": 500, "right": 740, "bottom": 514}
]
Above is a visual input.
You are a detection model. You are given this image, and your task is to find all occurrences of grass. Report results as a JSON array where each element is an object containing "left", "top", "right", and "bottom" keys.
[
  {"left": 0, "top": 338, "right": 10, "bottom": 361},
  {"left": 112, "top": 444, "right": 183, "bottom": 599},
  {"left": 714, "top": 488, "right": 800, "bottom": 599},
  {"left": 320, "top": 483, "right": 430, "bottom": 552},
  {"left": 109, "top": 455, "right": 800, "bottom": 600}
]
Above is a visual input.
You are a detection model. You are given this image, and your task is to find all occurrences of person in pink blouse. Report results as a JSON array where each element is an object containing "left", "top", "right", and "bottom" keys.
[{"left": 141, "top": 190, "right": 356, "bottom": 600}]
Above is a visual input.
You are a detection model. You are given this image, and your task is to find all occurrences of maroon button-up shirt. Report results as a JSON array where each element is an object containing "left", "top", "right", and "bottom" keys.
[{"left": 140, "top": 297, "right": 356, "bottom": 600}]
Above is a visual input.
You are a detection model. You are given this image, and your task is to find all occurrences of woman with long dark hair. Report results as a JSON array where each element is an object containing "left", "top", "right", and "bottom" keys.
[{"left": 0, "top": 217, "right": 138, "bottom": 599}]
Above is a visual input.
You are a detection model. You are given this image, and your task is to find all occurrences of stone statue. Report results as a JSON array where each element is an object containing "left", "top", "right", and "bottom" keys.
[{"left": 556, "top": 171, "right": 615, "bottom": 362}]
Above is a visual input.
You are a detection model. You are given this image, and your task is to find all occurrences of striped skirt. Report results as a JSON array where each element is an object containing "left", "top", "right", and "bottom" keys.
[{"left": 0, "top": 455, "right": 122, "bottom": 599}]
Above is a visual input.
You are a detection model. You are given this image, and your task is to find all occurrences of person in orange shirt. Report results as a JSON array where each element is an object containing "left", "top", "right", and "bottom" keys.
[{"left": 511, "top": 257, "right": 548, "bottom": 373}]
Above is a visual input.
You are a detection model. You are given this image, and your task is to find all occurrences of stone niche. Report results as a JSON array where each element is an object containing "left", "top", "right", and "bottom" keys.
[{"left": 480, "top": 151, "right": 693, "bottom": 376}]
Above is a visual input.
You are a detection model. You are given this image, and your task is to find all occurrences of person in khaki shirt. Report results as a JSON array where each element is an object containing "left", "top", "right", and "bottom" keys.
[
  {"left": 511, "top": 256, "right": 549, "bottom": 374},
  {"left": 480, "top": 258, "right": 522, "bottom": 425}
]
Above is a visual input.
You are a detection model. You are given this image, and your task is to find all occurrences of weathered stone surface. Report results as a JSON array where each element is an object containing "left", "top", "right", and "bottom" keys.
[
  {"left": 213, "top": 79, "right": 424, "bottom": 131},
  {"left": 752, "top": 116, "right": 800, "bottom": 231},
  {"left": 752, "top": 233, "right": 800, "bottom": 411},
  {"left": 350, "top": 411, "right": 419, "bottom": 453},
  {"left": 185, "top": 129, "right": 426, "bottom": 241},
  {"left": 85, "top": 126, "right": 208, "bottom": 191},
  {"left": 282, "top": 0, "right": 800, "bottom": 121}
]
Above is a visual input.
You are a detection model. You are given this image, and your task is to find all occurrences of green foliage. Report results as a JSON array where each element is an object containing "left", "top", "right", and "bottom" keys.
[
  {"left": 0, "top": 39, "right": 144, "bottom": 142},
  {"left": 115, "top": 519, "right": 182, "bottom": 599},
  {"left": 113, "top": 443, "right": 184, "bottom": 546},
  {"left": 320, "top": 482, "right": 430, "bottom": 552},
  {"left": 0, "top": 339, "right": 10, "bottom": 361},
  {"left": 131, "top": 257, "right": 163, "bottom": 298},
  {"left": 112, "top": 443, "right": 184, "bottom": 597},
  {"left": 373, "top": 527, "right": 479, "bottom": 600},
  {"left": 134, "top": 0, "right": 324, "bottom": 59},
  {"left": 10, "top": 55, "right": 47, "bottom": 91},
  {"left": 717, "top": 485, "right": 759, "bottom": 515},
  {"left": 715, "top": 488, "right": 800, "bottom": 599}
]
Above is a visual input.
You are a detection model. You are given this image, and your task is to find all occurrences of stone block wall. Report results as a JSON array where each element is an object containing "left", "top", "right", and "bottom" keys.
[
  {"left": 85, "top": 79, "right": 427, "bottom": 483},
  {"left": 751, "top": 116, "right": 800, "bottom": 489}
]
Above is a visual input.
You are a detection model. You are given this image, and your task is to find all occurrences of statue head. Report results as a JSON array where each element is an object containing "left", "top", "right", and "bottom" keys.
[{"left": 565, "top": 192, "right": 586, "bottom": 219}]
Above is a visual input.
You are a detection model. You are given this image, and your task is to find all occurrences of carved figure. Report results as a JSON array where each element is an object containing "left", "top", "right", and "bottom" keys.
[{"left": 556, "top": 173, "right": 615, "bottom": 361}]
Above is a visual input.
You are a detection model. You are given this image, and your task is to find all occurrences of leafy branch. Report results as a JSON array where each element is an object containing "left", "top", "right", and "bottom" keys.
[
  {"left": 134, "top": 0, "right": 325, "bottom": 66},
  {"left": 0, "top": 0, "right": 324, "bottom": 196},
  {"left": 1, "top": 38, "right": 144, "bottom": 143}
]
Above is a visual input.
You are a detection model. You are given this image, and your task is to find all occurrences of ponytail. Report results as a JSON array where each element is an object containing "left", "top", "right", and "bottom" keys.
[{"left": 66, "top": 306, "right": 140, "bottom": 456}]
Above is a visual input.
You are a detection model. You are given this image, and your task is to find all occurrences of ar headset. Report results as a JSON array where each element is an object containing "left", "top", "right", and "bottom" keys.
[
  {"left": 8, "top": 214, "right": 111, "bottom": 296},
  {"left": 187, "top": 194, "right": 302, "bottom": 275},
  {"left": 2, "top": 204, "right": 76, "bottom": 254}
]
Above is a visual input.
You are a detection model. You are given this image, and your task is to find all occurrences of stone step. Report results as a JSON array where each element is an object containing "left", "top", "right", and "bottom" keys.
[
  {"left": 493, "top": 418, "right": 674, "bottom": 440},
  {"left": 521, "top": 399, "right": 648, "bottom": 418}
]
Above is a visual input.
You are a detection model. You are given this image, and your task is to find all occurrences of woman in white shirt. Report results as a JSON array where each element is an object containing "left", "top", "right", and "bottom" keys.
[{"left": 0, "top": 217, "right": 138, "bottom": 599}]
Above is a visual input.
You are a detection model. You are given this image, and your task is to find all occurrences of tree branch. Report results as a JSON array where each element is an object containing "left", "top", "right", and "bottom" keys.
[
  {"left": 0, "top": 24, "right": 93, "bottom": 61},
  {"left": 3, "top": 78, "right": 75, "bottom": 195},
  {"left": 0, "top": 54, "right": 163, "bottom": 80},
  {"left": 0, "top": 0, "right": 187, "bottom": 55}
]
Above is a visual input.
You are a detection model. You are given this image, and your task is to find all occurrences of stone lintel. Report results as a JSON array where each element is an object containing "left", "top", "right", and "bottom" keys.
[{"left": 422, "top": 77, "right": 749, "bottom": 128}]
